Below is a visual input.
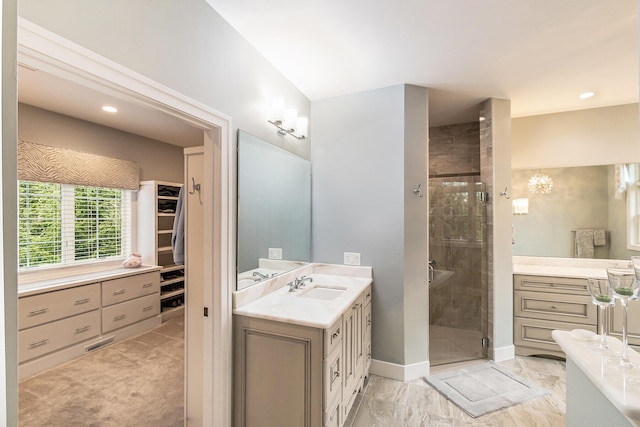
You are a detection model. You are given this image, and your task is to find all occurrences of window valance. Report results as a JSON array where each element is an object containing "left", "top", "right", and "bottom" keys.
[{"left": 17, "top": 140, "right": 140, "bottom": 190}]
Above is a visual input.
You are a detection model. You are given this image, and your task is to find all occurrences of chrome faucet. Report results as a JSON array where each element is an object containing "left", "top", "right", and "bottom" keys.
[
  {"left": 295, "top": 275, "right": 313, "bottom": 288},
  {"left": 252, "top": 271, "right": 269, "bottom": 280}
]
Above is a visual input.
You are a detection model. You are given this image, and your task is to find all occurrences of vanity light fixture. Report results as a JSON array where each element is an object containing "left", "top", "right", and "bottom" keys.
[
  {"left": 101, "top": 105, "right": 118, "bottom": 113},
  {"left": 268, "top": 98, "right": 307, "bottom": 139},
  {"left": 579, "top": 91, "right": 595, "bottom": 99},
  {"left": 528, "top": 173, "right": 553, "bottom": 194}
]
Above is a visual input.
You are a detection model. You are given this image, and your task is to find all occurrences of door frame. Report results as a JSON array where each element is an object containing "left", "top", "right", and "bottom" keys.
[{"left": 17, "top": 17, "right": 234, "bottom": 426}]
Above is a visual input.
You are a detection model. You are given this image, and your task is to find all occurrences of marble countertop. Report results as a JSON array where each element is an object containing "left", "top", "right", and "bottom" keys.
[
  {"left": 18, "top": 265, "right": 162, "bottom": 297},
  {"left": 553, "top": 330, "right": 640, "bottom": 424},
  {"left": 233, "top": 264, "right": 372, "bottom": 329},
  {"left": 513, "top": 256, "right": 633, "bottom": 279}
]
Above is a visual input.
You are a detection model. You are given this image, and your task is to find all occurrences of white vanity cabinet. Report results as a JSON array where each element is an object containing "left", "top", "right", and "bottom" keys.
[
  {"left": 514, "top": 274, "right": 597, "bottom": 357},
  {"left": 233, "top": 285, "right": 372, "bottom": 427}
]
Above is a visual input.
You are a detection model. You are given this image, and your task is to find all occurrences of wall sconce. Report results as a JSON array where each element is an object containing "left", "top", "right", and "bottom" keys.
[
  {"left": 512, "top": 198, "right": 529, "bottom": 215},
  {"left": 268, "top": 98, "right": 308, "bottom": 139}
]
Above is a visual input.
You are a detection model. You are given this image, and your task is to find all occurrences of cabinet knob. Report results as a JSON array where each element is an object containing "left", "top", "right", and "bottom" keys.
[
  {"left": 333, "top": 371, "right": 340, "bottom": 380},
  {"left": 551, "top": 305, "right": 557, "bottom": 309},
  {"left": 332, "top": 332, "right": 340, "bottom": 339}
]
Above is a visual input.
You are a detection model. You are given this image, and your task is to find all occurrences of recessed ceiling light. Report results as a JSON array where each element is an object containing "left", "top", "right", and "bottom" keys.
[
  {"left": 102, "top": 105, "right": 118, "bottom": 113},
  {"left": 579, "top": 92, "right": 595, "bottom": 99}
]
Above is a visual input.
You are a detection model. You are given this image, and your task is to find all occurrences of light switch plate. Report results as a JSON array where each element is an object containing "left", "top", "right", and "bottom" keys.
[
  {"left": 344, "top": 252, "right": 361, "bottom": 266},
  {"left": 268, "top": 248, "right": 283, "bottom": 260}
]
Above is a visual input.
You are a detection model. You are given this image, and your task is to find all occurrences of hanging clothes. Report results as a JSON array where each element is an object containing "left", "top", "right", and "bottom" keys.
[{"left": 172, "top": 185, "right": 185, "bottom": 265}]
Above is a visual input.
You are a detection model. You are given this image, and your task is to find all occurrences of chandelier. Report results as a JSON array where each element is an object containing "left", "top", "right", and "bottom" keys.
[{"left": 528, "top": 173, "right": 553, "bottom": 194}]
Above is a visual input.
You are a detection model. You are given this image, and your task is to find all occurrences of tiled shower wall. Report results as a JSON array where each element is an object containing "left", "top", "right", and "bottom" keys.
[{"left": 428, "top": 121, "right": 485, "bottom": 333}]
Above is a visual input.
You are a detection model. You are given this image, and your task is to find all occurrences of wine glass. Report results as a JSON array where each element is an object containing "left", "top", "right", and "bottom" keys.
[
  {"left": 608, "top": 267, "right": 639, "bottom": 369},
  {"left": 587, "top": 277, "right": 615, "bottom": 352}
]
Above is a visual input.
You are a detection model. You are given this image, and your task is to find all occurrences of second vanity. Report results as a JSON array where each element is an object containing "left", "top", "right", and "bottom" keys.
[
  {"left": 513, "top": 256, "right": 639, "bottom": 357},
  {"left": 232, "top": 263, "right": 372, "bottom": 427}
]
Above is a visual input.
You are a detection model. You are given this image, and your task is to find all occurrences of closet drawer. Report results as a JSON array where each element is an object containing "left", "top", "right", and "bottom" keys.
[
  {"left": 514, "top": 290, "right": 596, "bottom": 325},
  {"left": 514, "top": 274, "right": 589, "bottom": 295},
  {"left": 19, "top": 283, "right": 100, "bottom": 330},
  {"left": 102, "top": 293, "right": 160, "bottom": 333},
  {"left": 102, "top": 272, "right": 160, "bottom": 306},
  {"left": 324, "top": 316, "right": 343, "bottom": 358},
  {"left": 19, "top": 309, "right": 100, "bottom": 363},
  {"left": 514, "top": 317, "right": 596, "bottom": 356}
]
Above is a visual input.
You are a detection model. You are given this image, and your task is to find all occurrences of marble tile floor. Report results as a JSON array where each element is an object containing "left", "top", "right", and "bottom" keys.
[
  {"left": 18, "top": 315, "right": 185, "bottom": 427},
  {"left": 346, "top": 356, "right": 566, "bottom": 427}
]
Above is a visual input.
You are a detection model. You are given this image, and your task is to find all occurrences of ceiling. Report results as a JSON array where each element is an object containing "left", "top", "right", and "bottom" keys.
[
  {"left": 18, "top": 0, "right": 639, "bottom": 141},
  {"left": 206, "top": 0, "right": 638, "bottom": 126}
]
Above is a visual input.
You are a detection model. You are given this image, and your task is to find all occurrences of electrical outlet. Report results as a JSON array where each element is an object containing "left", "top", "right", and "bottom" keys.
[
  {"left": 344, "top": 252, "right": 361, "bottom": 266},
  {"left": 268, "top": 248, "right": 283, "bottom": 260}
]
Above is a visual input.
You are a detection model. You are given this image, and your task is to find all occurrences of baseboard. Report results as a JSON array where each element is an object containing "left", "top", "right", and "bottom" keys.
[
  {"left": 369, "top": 359, "right": 430, "bottom": 381},
  {"left": 492, "top": 344, "right": 515, "bottom": 362}
]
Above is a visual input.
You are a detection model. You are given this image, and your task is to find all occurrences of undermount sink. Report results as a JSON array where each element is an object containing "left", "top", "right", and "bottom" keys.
[{"left": 298, "top": 285, "right": 346, "bottom": 300}]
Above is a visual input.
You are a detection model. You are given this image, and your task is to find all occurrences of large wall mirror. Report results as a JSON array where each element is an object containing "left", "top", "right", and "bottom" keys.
[
  {"left": 512, "top": 163, "right": 640, "bottom": 260},
  {"left": 236, "top": 130, "right": 311, "bottom": 290}
]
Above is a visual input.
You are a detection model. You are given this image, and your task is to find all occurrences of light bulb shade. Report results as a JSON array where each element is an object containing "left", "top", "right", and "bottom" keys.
[
  {"left": 296, "top": 116, "right": 308, "bottom": 138},
  {"left": 528, "top": 174, "right": 553, "bottom": 194},
  {"left": 284, "top": 107, "right": 298, "bottom": 131},
  {"left": 271, "top": 98, "right": 285, "bottom": 122}
]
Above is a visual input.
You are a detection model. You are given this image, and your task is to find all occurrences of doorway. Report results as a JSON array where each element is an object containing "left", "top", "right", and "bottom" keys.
[
  {"left": 16, "top": 19, "right": 233, "bottom": 425},
  {"left": 428, "top": 121, "right": 489, "bottom": 367}
]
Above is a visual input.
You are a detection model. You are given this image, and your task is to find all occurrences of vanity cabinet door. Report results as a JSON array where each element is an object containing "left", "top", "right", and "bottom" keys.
[
  {"left": 323, "top": 344, "right": 342, "bottom": 410},
  {"left": 363, "top": 299, "right": 372, "bottom": 374},
  {"left": 233, "top": 315, "right": 323, "bottom": 427},
  {"left": 342, "top": 294, "right": 364, "bottom": 420}
]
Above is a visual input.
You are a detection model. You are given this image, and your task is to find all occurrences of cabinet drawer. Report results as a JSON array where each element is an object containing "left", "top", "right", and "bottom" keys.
[
  {"left": 19, "top": 310, "right": 100, "bottom": 363},
  {"left": 514, "top": 317, "right": 596, "bottom": 355},
  {"left": 324, "top": 395, "right": 341, "bottom": 427},
  {"left": 102, "top": 272, "right": 160, "bottom": 306},
  {"left": 323, "top": 344, "right": 343, "bottom": 409},
  {"left": 102, "top": 293, "right": 159, "bottom": 332},
  {"left": 515, "top": 290, "right": 596, "bottom": 325},
  {"left": 364, "top": 285, "right": 372, "bottom": 307},
  {"left": 324, "top": 316, "right": 343, "bottom": 358},
  {"left": 514, "top": 274, "right": 589, "bottom": 295},
  {"left": 19, "top": 283, "right": 100, "bottom": 330}
]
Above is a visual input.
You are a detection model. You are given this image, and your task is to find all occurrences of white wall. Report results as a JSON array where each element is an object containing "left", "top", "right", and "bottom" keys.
[
  {"left": 1, "top": 0, "right": 18, "bottom": 424},
  {"left": 512, "top": 103, "right": 640, "bottom": 169},
  {"left": 312, "top": 84, "right": 429, "bottom": 374},
  {"left": 18, "top": 0, "right": 311, "bottom": 160}
]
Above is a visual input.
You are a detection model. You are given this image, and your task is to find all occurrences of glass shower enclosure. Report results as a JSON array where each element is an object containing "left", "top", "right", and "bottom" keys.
[{"left": 428, "top": 175, "right": 488, "bottom": 366}]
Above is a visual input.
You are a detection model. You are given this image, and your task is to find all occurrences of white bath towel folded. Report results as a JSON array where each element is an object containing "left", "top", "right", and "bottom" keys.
[{"left": 594, "top": 229, "right": 607, "bottom": 247}]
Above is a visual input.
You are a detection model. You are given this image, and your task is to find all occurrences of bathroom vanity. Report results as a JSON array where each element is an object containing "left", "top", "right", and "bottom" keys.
[
  {"left": 233, "top": 264, "right": 372, "bottom": 427},
  {"left": 513, "top": 257, "right": 640, "bottom": 357}
]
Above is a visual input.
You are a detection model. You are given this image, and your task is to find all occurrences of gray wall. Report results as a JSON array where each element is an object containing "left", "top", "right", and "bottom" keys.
[
  {"left": 312, "top": 84, "right": 429, "bottom": 367},
  {"left": 19, "top": 0, "right": 311, "bottom": 160},
  {"left": 18, "top": 103, "right": 185, "bottom": 183}
]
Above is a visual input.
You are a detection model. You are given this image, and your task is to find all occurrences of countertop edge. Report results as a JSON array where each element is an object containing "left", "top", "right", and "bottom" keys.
[{"left": 553, "top": 330, "right": 640, "bottom": 423}]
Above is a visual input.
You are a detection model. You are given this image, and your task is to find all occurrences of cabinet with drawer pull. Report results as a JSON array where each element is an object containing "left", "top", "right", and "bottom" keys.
[
  {"left": 514, "top": 274, "right": 597, "bottom": 357},
  {"left": 18, "top": 267, "right": 162, "bottom": 379}
]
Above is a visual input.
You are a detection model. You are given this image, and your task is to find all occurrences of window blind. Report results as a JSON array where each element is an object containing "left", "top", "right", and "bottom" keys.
[{"left": 18, "top": 140, "right": 140, "bottom": 190}]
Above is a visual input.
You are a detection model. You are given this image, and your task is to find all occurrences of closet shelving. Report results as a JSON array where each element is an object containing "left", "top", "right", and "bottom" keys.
[{"left": 137, "top": 181, "right": 185, "bottom": 322}]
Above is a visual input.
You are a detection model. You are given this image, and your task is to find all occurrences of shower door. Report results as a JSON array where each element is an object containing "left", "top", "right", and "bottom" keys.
[{"left": 428, "top": 175, "right": 488, "bottom": 366}]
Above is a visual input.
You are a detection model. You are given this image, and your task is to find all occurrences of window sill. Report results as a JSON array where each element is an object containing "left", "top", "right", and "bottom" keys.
[{"left": 19, "top": 259, "right": 128, "bottom": 286}]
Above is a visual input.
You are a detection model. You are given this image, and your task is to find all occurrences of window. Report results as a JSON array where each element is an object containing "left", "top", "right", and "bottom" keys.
[
  {"left": 19, "top": 181, "right": 132, "bottom": 269},
  {"left": 629, "top": 164, "right": 640, "bottom": 251}
]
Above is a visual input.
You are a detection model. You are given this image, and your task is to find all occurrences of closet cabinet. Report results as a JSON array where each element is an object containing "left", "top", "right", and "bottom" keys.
[
  {"left": 137, "top": 180, "right": 185, "bottom": 321},
  {"left": 513, "top": 274, "right": 597, "bottom": 357},
  {"left": 233, "top": 285, "right": 372, "bottom": 427},
  {"left": 18, "top": 268, "right": 161, "bottom": 379}
]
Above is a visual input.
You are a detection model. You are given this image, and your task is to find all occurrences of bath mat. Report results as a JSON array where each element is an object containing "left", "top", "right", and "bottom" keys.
[{"left": 425, "top": 361, "right": 549, "bottom": 418}]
